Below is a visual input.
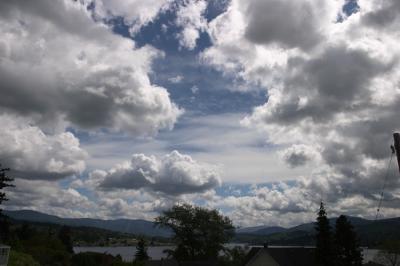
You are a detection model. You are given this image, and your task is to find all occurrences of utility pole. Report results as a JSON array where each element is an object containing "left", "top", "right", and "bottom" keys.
[{"left": 393, "top": 133, "right": 400, "bottom": 173}]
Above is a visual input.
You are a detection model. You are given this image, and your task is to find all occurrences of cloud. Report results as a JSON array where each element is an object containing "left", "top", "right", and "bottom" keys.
[
  {"left": 175, "top": 0, "right": 208, "bottom": 50},
  {"left": 243, "top": 0, "right": 323, "bottom": 50},
  {"left": 168, "top": 75, "right": 184, "bottom": 83},
  {"left": 4, "top": 178, "right": 94, "bottom": 218},
  {"left": 0, "top": 115, "right": 87, "bottom": 180},
  {"left": 202, "top": 0, "right": 400, "bottom": 217},
  {"left": 361, "top": 0, "right": 400, "bottom": 28},
  {"left": 280, "top": 145, "right": 319, "bottom": 168},
  {"left": 0, "top": 0, "right": 182, "bottom": 136},
  {"left": 89, "top": 0, "right": 172, "bottom": 34},
  {"left": 95, "top": 150, "right": 221, "bottom": 195}
]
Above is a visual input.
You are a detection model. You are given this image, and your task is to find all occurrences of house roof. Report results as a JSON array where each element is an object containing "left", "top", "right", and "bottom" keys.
[{"left": 244, "top": 247, "right": 317, "bottom": 266}]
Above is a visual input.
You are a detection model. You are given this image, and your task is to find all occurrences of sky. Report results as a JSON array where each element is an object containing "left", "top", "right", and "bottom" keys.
[{"left": 1, "top": 0, "right": 400, "bottom": 227}]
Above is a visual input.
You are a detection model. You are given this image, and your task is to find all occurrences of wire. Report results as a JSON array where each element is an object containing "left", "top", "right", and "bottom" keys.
[
  {"left": 374, "top": 151, "right": 394, "bottom": 221},
  {"left": 365, "top": 148, "right": 395, "bottom": 262}
]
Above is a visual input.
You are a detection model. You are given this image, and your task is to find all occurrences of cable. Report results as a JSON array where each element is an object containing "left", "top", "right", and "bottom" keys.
[
  {"left": 374, "top": 151, "right": 394, "bottom": 221},
  {"left": 365, "top": 148, "right": 395, "bottom": 263}
]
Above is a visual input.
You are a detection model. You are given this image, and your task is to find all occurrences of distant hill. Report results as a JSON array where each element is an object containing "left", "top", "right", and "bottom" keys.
[
  {"left": 4, "top": 209, "right": 172, "bottom": 237},
  {"left": 235, "top": 216, "right": 400, "bottom": 247},
  {"left": 237, "top": 225, "right": 286, "bottom": 235},
  {"left": 5, "top": 209, "right": 400, "bottom": 246}
]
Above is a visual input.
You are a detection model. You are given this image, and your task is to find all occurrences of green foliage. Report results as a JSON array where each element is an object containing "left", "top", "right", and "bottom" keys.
[
  {"left": 135, "top": 237, "right": 149, "bottom": 261},
  {"left": 218, "top": 246, "right": 248, "bottom": 266},
  {"left": 8, "top": 250, "right": 40, "bottom": 266},
  {"left": 58, "top": 225, "right": 73, "bottom": 253},
  {"left": 155, "top": 204, "right": 234, "bottom": 261},
  {"left": 315, "top": 204, "right": 363, "bottom": 266},
  {"left": 0, "top": 165, "right": 14, "bottom": 213},
  {"left": 334, "top": 215, "right": 362, "bottom": 266},
  {"left": 0, "top": 165, "right": 13, "bottom": 242},
  {"left": 8, "top": 224, "right": 71, "bottom": 266},
  {"left": 71, "top": 252, "right": 130, "bottom": 266},
  {"left": 315, "top": 201, "right": 334, "bottom": 266},
  {"left": 16, "top": 222, "right": 35, "bottom": 241}
]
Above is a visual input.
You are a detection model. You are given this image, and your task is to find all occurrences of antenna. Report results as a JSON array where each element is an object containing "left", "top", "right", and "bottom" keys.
[{"left": 393, "top": 133, "right": 400, "bottom": 173}]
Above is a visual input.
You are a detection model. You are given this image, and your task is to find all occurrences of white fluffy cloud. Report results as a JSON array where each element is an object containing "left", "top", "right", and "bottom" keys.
[
  {"left": 202, "top": 0, "right": 400, "bottom": 216},
  {"left": 89, "top": 0, "right": 172, "bottom": 34},
  {"left": 91, "top": 151, "right": 221, "bottom": 195},
  {"left": 0, "top": 0, "right": 182, "bottom": 135},
  {"left": 4, "top": 178, "right": 93, "bottom": 217},
  {"left": 0, "top": 115, "right": 87, "bottom": 180},
  {"left": 175, "top": 0, "right": 208, "bottom": 50}
]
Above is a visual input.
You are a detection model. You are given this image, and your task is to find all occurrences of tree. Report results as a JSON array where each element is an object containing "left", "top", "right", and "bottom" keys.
[
  {"left": 135, "top": 237, "right": 150, "bottom": 261},
  {"left": 155, "top": 204, "right": 235, "bottom": 261},
  {"left": 0, "top": 165, "right": 13, "bottom": 242},
  {"left": 315, "top": 201, "right": 334, "bottom": 266},
  {"left": 0, "top": 165, "right": 14, "bottom": 215},
  {"left": 374, "top": 240, "right": 400, "bottom": 266},
  {"left": 58, "top": 225, "right": 73, "bottom": 253},
  {"left": 218, "top": 246, "right": 248, "bottom": 266},
  {"left": 334, "top": 215, "right": 363, "bottom": 266}
]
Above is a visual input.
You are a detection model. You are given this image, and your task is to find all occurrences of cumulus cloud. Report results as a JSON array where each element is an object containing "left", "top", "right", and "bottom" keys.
[
  {"left": 243, "top": 0, "right": 323, "bottom": 50},
  {"left": 89, "top": 0, "right": 172, "bottom": 34},
  {"left": 280, "top": 145, "right": 319, "bottom": 168},
  {"left": 0, "top": 115, "right": 87, "bottom": 180},
  {"left": 202, "top": 0, "right": 400, "bottom": 217},
  {"left": 175, "top": 0, "right": 208, "bottom": 50},
  {"left": 94, "top": 151, "right": 221, "bottom": 195},
  {"left": 4, "top": 179, "right": 94, "bottom": 218},
  {"left": 0, "top": 0, "right": 182, "bottom": 136}
]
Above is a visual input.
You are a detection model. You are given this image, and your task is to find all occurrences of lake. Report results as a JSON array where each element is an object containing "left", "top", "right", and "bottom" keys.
[
  {"left": 74, "top": 246, "right": 172, "bottom": 262},
  {"left": 74, "top": 245, "right": 380, "bottom": 262}
]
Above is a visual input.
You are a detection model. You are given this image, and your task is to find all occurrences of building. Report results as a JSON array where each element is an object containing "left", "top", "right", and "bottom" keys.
[
  {"left": 243, "top": 246, "right": 317, "bottom": 266},
  {"left": 0, "top": 245, "right": 10, "bottom": 266}
]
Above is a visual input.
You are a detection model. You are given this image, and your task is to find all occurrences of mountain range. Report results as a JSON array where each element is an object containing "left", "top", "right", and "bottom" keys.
[
  {"left": 4, "top": 209, "right": 400, "bottom": 246},
  {"left": 3, "top": 209, "right": 171, "bottom": 237}
]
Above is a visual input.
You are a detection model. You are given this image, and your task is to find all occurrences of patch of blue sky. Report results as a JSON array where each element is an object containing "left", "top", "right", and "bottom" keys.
[
  {"left": 59, "top": 177, "right": 98, "bottom": 202},
  {"left": 337, "top": 0, "right": 360, "bottom": 22},
  {"left": 108, "top": 1, "right": 266, "bottom": 115},
  {"left": 215, "top": 180, "right": 299, "bottom": 198},
  {"left": 342, "top": 0, "right": 360, "bottom": 16}
]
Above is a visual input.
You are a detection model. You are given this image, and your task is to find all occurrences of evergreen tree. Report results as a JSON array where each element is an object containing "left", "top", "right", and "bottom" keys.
[
  {"left": 334, "top": 215, "right": 363, "bottom": 266},
  {"left": 0, "top": 165, "right": 13, "bottom": 242},
  {"left": 0, "top": 165, "right": 14, "bottom": 215},
  {"left": 315, "top": 201, "right": 334, "bottom": 266},
  {"left": 135, "top": 237, "right": 149, "bottom": 261}
]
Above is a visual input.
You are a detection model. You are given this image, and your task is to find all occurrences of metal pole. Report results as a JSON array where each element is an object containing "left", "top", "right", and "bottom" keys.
[{"left": 393, "top": 133, "right": 400, "bottom": 173}]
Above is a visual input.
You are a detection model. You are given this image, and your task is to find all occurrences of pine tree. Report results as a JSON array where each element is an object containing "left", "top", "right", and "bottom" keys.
[
  {"left": 0, "top": 165, "right": 14, "bottom": 215},
  {"left": 334, "top": 215, "right": 362, "bottom": 266},
  {"left": 0, "top": 165, "right": 14, "bottom": 242},
  {"left": 135, "top": 237, "right": 150, "bottom": 261},
  {"left": 315, "top": 201, "right": 334, "bottom": 266}
]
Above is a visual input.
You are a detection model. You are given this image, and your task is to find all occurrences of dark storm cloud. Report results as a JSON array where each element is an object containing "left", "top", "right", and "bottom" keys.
[{"left": 362, "top": 0, "right": 400, "bottom": 28}]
